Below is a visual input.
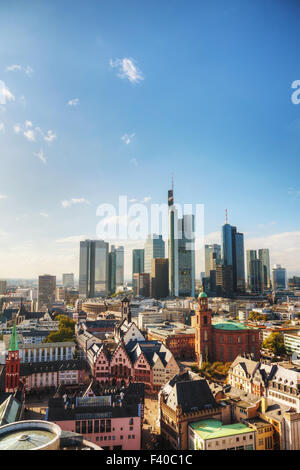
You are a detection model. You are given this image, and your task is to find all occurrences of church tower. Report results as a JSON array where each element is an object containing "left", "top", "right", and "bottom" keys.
[
  {"left": 5, "top": 324, "right": 20, "bottom": 393},
  {"left": 121, "top": 296, "right": 131, "bottom": 323},
  {"left": 195, "top": 292, "right": 213, "bottom": 367}
]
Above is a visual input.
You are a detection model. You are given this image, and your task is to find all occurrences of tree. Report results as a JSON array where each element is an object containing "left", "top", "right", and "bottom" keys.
[
  {"left": 262, "top": 332, "right": 286, "bottom": 356},
  {"left": 43, "top": 315, "right": 75, "bottom": 343}
]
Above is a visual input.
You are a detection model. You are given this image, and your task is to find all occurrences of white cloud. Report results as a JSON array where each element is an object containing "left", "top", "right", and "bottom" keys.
[
  {"left": 44, "top": 130, "right": 56, "bottom": 142},
  {"left": 33, "top": 149, "right": 46, "bottom": 164},
  {"left": 13, "top": 124, "right": 21, "bottom": 134},
  {"left": 141, "top": 196, "right": 151, "bottom": 203},
  {"left": 56, "top": 234, "right": 90, "bottom": 244},
  {"left": 122, "top": 133, "right": 135, "bottom": 145},
  {"left": 109, "top": 57, "right": 144, "bottom": 83},
  {"left": 129, "top": 198, "right": 138, "bottom": 203},
  {"left": 40, "top": 212, "right": 49, "bottom": 218},
  {"left": 0, "top": 194, "right": 7, "bottom": 200},
  {"left": 6, "top": 64, "right": 22, "bottom": 72},
  {"left": 25, "top": 66, "right": 34, "bottom": 76},
  {"left": 0, "top": 81, "right": 15, "bottom": 105},
  {"left": 24, "top": 129, "right": 36, "bottom": 141},
  {"left": 61, "top": 198, "right": 90, "bottom": 208},
  {"left": 130, "top": 158, "right": 138, "bottom": 166},
  {"left": 6, "top": 64, "right": 33, "bottom": 76},
  {"left": 14, "top": 122, "right": 56, "bottom": 144},
  {"left": 0, "top": 123, "right": 4, "bottom": 132},
  {"left": 68, "top": 98, "right": 79, "bottom": 106}
]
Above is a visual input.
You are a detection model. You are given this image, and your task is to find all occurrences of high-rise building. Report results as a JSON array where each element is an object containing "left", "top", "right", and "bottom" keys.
[
  {"left": 247, "top": 250, "right": 257, "bottom": 289},
  {"left": 151, "top": 258, "right": 169, "bottom": 299},
  {"left": 235, "top": 232, "right": 245, "bottom": 292},
  {"left": 115, "top": 246, "right": 124, "bottom": 287},
  {"left": 38, "top": 274, "right": 56, "bottom": 309},
  {"left": 132, "top": 249, "right": 144, "bottom": 275},
  {"left": 249, "top": 258, "right": 262, "bottom": 293},
  {"left": 168, "top": 187, "right": 179, "bottom": 297},
  {"left": 132, "top": 273, "right": 151, "bottom": 297},
  {"left": 79, "top": 240, "right": 109, "bottom": 298},
  {"left": 108, "top": 245, "right": 124, "bottom": 294},
  {"left": 62, "top": 273, "right": 74, "bottom": 289},
  {"left": 221, "top": 216, "right": 245, "bottom": 293},
  {"left": 272, "top": 264, "right": 287, "bottom": 290},
  {"left": 0, "top": 280, "right": 7, "bottom": 295},
  {"left": 216, "top": 265, "right": 234, "bottom": 298},
  {"left": 205, "top": 245, "right": 221, "bottom": 278},
  {"left": 258, "top": 249, "right": 271, "bottom": 290},
  {"left": 144, "top": 234, "right": 165, "bottom": 274},
  {"left": 108, "top": 246, "right": 116, "bottom": 295},
  {"left": 178, "top": 214, "right": 195, "bottom": 297}
]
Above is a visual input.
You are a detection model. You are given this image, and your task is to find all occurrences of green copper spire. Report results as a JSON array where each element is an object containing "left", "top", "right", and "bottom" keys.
[{"left": 8, "top": 324, "right": 19, "bottom": 352}]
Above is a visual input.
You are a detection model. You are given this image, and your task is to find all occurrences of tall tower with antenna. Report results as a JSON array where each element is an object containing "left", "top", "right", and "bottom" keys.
[{"left": 168, "top": 174, "right": 179, "bottom": 296}]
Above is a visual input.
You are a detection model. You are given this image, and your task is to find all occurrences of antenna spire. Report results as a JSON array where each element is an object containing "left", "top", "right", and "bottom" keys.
[
  {"left": 171, "top": 173, "right": 174, "bottom": 192},
  {"left": 225, "top": 208, "right": 228, "bottom": 224}
]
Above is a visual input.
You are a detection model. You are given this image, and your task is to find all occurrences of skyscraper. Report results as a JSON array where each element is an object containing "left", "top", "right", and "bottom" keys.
[
  {"left": 132, "top": 272, "right": 151, "bottom": 297},
  {"left": 272, "top": 264, "right": 287, "bottom": 290},
  {"left": 178, "top": 214, "right": 195, "bottom": 297},
  {"left": 221, "top": 214, "right": 245, "bottom": 293},
  {"left": 247, "top": 250, "right": 257, "bottom": 289},
  {"left": 62, "top": 273, "right": 74, "bottom": 289},
  {"left": 205, "top": 244, "right": 221, "bottom": 278},
  {"left": 151, "top": 258, "right": 169, "bottom": 299},
  {"left": 79, "top": 240, "right": 109, "bottom": 298},
  {"left": 168, "top": 186, "right": 179, "bottom": 297},
  {"left": 108, "top": 247, "right": 116, "bottom": 295},
  {"left": 132, "top": 249, "right": 144, "bottom": 276},
  {"left": 235, "top": 232, "right": 245, "bottom": 292},
  {"left": 258, "top": 249, "right": 271, "bottom": 290},
  {"left": 115, "top": 246, "right": 124, "bottom": 287},
  {"left": 144, "top": 234, "right": 165, "bottom": 273},
  {"left": 38, "top": 274, "right": 56, "bottom": 309},
  {"left": 246, "top": 250, "right": 262, "bottom": 293}
]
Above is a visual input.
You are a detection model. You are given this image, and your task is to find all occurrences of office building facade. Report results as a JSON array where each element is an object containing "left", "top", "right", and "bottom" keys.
[
  {"left": 132, "top": 249, "right": 144, "bottom": 275},
  {"left": 79, "top": 240, "right": 109, "bottom": 298},
  {"left": 178, "top": 214, "right": 195, "bottom": 297},
  {"left": 144, "top": 234, "right": 165, "bottom": 274},
  {"left": 151, "top": 258, "right": 169, "bottom": 299},
  {"left": 258, "top": 249, "right": 271, "bottom": 290},
  {"left": 168, "top": 188, "right": 179, "bottom": 297},
  {"left": 272, "top": 265, "right": 287, "bottom": 290},
  {"left": 62, "top": 273, "right": 74, "bottom": 289},
  {"left": 38, "top": 274, "right": 56, "bottom": 310}
]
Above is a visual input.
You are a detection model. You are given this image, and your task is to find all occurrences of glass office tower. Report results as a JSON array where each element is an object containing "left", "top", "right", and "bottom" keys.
[
  {"left": 178, "top": 214, "right": 195, "bottom": 297},
  {"left": 79, "top": 240, "right": 109, "bottom": 298},
  {"left": 221, "top": 223, "right": 245, "bottom": 293},
  {"left": 132, "top": 249, "right": 144, "bottom": 275},
  {"left": 235, "top": 232, "right": 245, "bottom": 292},
  {"left": 258, "top": 249, "right": 271, "bottom": 290},
  {"left": 205, "top": 244, "right": 221, "bottom": 278},
  {"left": 168, "top": 188, "right": 179, "bottom": 297},
  {"left": 144, "top": 234, "right": 165, "bottom": 274},
  {"left": 272, "top": 264, "right": 287, "bottom": 290}
]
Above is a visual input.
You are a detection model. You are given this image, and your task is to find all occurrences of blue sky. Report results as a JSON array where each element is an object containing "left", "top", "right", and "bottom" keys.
[{"left": 0, "top": 0, "right": 300, "bottom": 279}]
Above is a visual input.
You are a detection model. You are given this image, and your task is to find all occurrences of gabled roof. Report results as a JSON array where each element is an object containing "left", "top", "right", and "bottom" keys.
[{"left": 162, "top": 374, "right": 217, "bottom": 413}]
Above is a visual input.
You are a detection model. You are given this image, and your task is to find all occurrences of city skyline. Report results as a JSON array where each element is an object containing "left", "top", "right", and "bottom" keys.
[{"left": 0, "top": 0, "right": 300, "bottom": 279}]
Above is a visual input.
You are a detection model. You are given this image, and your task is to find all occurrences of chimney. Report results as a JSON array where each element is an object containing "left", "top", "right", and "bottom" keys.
[{"left": 261, "top": 397, "right": 268, "bottom": 414}]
